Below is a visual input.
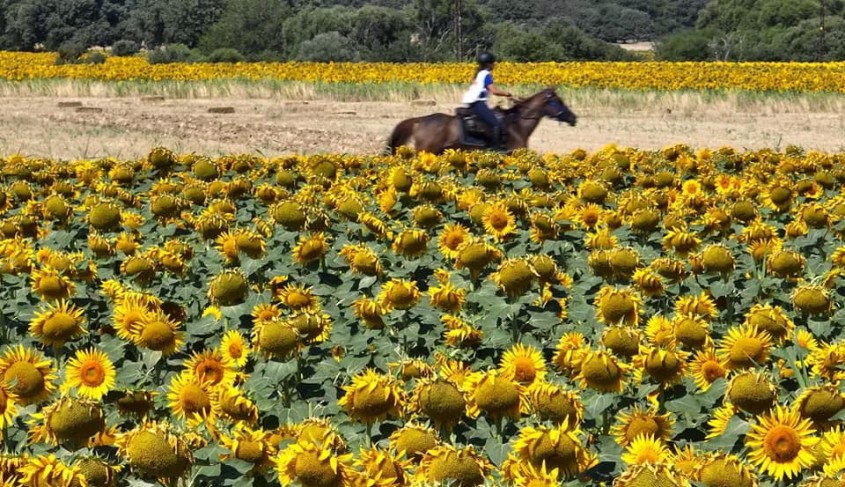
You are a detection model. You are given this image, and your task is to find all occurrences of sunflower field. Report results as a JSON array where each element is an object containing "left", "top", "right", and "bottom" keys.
[
  {"left": 1, "top": 144, "right": 845, "bottom": 487},
  {"left": 5, "top": 51, "right": 845, "bottom": 93}
]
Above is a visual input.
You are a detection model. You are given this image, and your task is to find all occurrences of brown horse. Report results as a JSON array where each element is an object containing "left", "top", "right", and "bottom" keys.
[{"left": 387, "top": 88, "right": 577, "bottom": 155}]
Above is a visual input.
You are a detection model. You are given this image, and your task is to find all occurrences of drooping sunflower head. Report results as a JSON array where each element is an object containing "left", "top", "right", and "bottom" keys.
[
  {"left": 793, "top": 285, "right": 833, "bottom": 316},
  {"left": 378, "top": 279, "right": 421, "bottom": 311},
  {"left": 768, "top": 249, "right": 806, "bottom": 278},
  {"left": 87, "top": 201, "right": 122, "bottom": 231},
  {"left": 672, "top": 313, "right": 710, "bottom": 351},
  {"left": 455, "top": 239, "right": 502, "bottom": 277},
  {"left": 428, "top": 282, "right": 467, "bottom": 313},
  {"left": 29, "top": 299, "right": 86, "bottom": 348},
  {"left": 392, "top": 228, "right": 429, "bottom": 258},
  {"left": 32, "top": 396, "right": 105, "bottom": 448},
  {"left": 0, "top": 345, "right": 57, "bottom": 406},
  {"left": 727, "top": 370, "right": 776, "bottom": 415},
  {"left": 492, "top": 258, "right": 537, "bottom": 298},
  {"left": 602, "top": 326, "right": 641, "bottom": 358},
  {"left": 700, "top": 244, "right": 735, "bottom": 275},
  {"left": 389, "top": 423, "right": 440, "bottom": 462},
  {"left": 611, "top": 405, "right": 675, "bottom": 447},
  {"left": 208, "top": 269, "right": 249, "bottom": 306},
  {"left": 338, "top": 368, "right": 405, "bottom": 424},
  {"left": 73, "top": 456, "right": 119, "bottom": 487},
  {"left": 292, "top": 233, "right": 330, "bottom": 265},
  {"left": 609, "top": 246, "right": 640, "bottom": 278},
  {"left": 19, "top": 454, "right": 88, "bottom": 487},
  {"left": 613, "top": 462, "right": 690, "bottom": 487},
  {"left": 797, "top": 385, "right": 845, "bottom": 429},
  {"left": 696, "top": 453, "right": 758, "bottom": 487},
  {"left": 576, "top": 349, "right": 627, "bottom": 393},
  {"left": 253, "top": 319, "right": 300, "bottom": 360},
  {"left": 134, "top": 310, "right": 183, "bottom": 357},
  {"left": 116, "top": 422, "right": 193, "bottom": 483},
  {"left": 275, "top": 436, "right": 354, "bottom": 487},
  {"left": 529, "top": 382, "right": 584, "bottom": 426},
  {"left": 415, "top": 444, "right": 492, "bottom": 487},
  {"left": 30, "top": 266, "right": 75, "bottom": 301},
  {"left": 510, "top": 423, "right": 595, "bottom": 479},
  {"left": 464, "top": 369, "right": 527, "bottom": 421},
  {"left": 595, "top": 286, "right": 641, "bottom": 326},
  {"left": 744, "top": 303, "right": 794, "bottom": 344}
]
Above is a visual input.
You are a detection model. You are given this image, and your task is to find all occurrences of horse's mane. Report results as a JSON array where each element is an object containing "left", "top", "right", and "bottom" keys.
[{"left": 495, "top": 89, "right": 554, "bottom": 116}]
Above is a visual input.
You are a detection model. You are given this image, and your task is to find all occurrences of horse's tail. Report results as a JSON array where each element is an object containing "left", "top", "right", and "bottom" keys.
[{"left": 386, "top": 118, "right": 417, "bottom": 155}]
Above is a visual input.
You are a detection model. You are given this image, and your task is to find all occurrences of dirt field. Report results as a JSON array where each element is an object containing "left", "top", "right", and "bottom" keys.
[{"left": 2, "top": 94, "right": 844, "bottom": 159}]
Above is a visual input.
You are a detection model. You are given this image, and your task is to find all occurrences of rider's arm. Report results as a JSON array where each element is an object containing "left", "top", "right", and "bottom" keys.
[{"left": 486, "top": 83, "right": 512, "bottom": 98}]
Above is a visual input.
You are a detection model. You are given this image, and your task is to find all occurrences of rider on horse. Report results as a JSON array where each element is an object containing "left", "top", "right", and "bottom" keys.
[{"left": 462, "top": 52, "right": 512, "bottom": 151}]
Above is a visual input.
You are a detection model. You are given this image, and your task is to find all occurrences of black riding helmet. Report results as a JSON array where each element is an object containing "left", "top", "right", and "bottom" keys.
[{"left": 478, "top": 52, "right": 496, "bottom": 66}]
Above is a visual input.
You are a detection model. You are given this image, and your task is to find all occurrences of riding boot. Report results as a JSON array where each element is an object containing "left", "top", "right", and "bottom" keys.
[{"left": 492, "top": 126, "right": 505, "bottom": 152}]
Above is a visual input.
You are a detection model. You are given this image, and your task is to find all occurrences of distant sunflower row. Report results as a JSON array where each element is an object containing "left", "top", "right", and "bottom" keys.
[
  {"left": 3, "top": 51, "right": 845, "bottom": 92},
  {"left": 2, "top": 144, "right": 845, "bottom": 486}
]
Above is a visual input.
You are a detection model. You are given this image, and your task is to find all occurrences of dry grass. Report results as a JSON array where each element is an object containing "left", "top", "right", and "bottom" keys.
[{"left": 1, "top": 80, "right": 844, "bottom": 159}]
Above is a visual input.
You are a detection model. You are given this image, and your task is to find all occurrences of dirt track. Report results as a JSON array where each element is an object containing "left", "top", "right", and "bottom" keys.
[{"left": 2, "top": 95, "right": 845, "bottom": 159}]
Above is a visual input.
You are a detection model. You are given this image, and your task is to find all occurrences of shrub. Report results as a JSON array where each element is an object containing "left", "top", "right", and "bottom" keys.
[
  {"left": 207, "top": 48, "right": 245, "bottom": 63},
  {"left": 83, "top": 51, "right": 108, "bottom": 65},
  {"left": 56, "top": 41, "right": 87, "bottom": 65},
  {"left": 147, "top": 44, "right": 193, "bottom": 64},
  {"left": 655, "top": 31, "right": 713, "bottom": 61},
  {"left": 296, "top": 32, "right": 360, "bottom": 62},
  {"left": 111, "top": 40, "right": 140, "bottom": 57}
]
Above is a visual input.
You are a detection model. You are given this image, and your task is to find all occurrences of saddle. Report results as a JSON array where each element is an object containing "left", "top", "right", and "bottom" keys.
[{"left": 455, "top": 107, "right": 506, "bottom": 147}]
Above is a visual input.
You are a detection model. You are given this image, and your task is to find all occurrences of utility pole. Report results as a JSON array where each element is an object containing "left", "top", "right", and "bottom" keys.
[{"left": 455, "top": 0, "right": 463, "bottom": 62}]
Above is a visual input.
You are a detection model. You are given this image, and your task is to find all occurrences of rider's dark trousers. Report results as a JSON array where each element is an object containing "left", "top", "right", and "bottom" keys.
[{"left": 469, "top": 100, "right": 502, "bottom": 132}]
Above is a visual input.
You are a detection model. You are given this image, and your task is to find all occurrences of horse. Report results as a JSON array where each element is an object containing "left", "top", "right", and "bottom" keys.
[{"left": 387, "top": 88, "right": 577, "bottom": 155}]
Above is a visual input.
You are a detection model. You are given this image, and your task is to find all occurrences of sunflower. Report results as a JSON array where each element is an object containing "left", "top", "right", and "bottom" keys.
[
  {"left": 727, "top": 371, "right": 776, "bottom": 415},
  {"left": 72, "top": 457, "right": 119, "bottom": 487},
  {"left": 576, "top": 349, "right": 628, "bottom": 393},
  {"left": 414, "top": 444, "right": 492, "bottom": 487},
  {"left": 621, "top": 434, "right": 670, "bottom": 465},
  {"left": 505, "top": 421, "right": 596, "bottom": 480},
  {"left": 133, "top": 310, "right": 184, "bottom": 357},
  {"left": 551, "top": 333, "right": 586, "bottom": 378},
  {"left": 690, "top": 348, "right": 727, "bottom": 392},
  {"left": 454, "top": 239, "right": 502, "bottom": 278},
  {"left": 208, "top": 269, "right": 249, "bottom": 306},
  {"left": 595, "top": 286, "right": 641, "bottom": 326},
  {"left": 378, "top": 279, "right": 421, "bottom": 311},
  {"left": 499, "top": 343, "right": 547, "bottom": 386},
  {"left": 354, "top": 446, "right": 411, "bottom": 487},
  {"left": 0, "top": 345, "right": 57, "bottom": 405},
  {"left": 613, "top": 463, "right": 690, "bottom": 487},
  {"left": 217, "top": 386, "right": 259, "bottom": 425},
  {"left": 184, "top": 349, "right": 236, "bottom": 387},
  {"left": 463, "top": 370, "right": 528, "bottom": 421},
  {"left": 796, "top": 385, "right": 845, "bottom": 429},
  {"left": 339, "top": 244, "right": 382, "bottom": 276},
  {"left": 220, "top": 330, "right": 250, "bottom": 368},
  {"left": 63, "top": 348, "right": 115, "bottom": 401},
  {"left": 442, "top": 316, "right": 484, "bottom": 348},
  {"left": 276, "top": 437, "right": 354, "bottom": 487},
  {"left": 111, "top": 293, "right": 154, "bottom": 340},
  {"left": 220, "top": 424, "right": 277, "bottom": 471},
  {"left": 253, "top": 319, "right": 300, "bottom": 359},
  {"left": 0, "top": 384, "right": 17, "bottom": 432},
  {"left": 295, "top": 417, "right": 347, "bottom": 451},
  {"left": 288, "top": 311, "right": 332, "bottom": 343},
  {"left": 821, "top": 427, "right": 845, "bottom": 463},
  {"left": 529, "top": 382, "right": 584, "bottom": 426},
  {"left": 672, "top": 313, "right": 711, "bottom": 350},
  {"left": 482, "top": 201, "right": 516, "bottom": 242},
  {"left": 585, "top": 226, "right": 617, "bottom": 250},
  {"left": 30, "top": 266, "right": 75, "bottom": 301},
  {"left": 675, "top": 292, "right": 718, "bottom": 319},
  {"left": 438, "top": 223, "right": 470, "bottom": 259},
  {"left": 392, "top": 228, "right": 429, "bottom": 258},
  {"left": 389, "top": 423, "right": 440, "bottom": 462},
  {"left": 492, "top": 259, "right": 537, "bottom": 298},
  {"left": 744, "top": 303, "right": 795, "bottom": 344},
  {"left": 353, "top": 296, "right": 387, "bottom": 330},
  {"left": 746, "top": 404, "right": 819, "bottom": 481},
  {"left": 793, "top": 285, "right": 833, "bottom": 316},
  {"left": 611, "top": 405, "right": 675, "bottom": 446},
  {"left": 645, "top": 315, "right": 676, "bottom": 348},
  {"left": 338, "top": 369, "right": 404, "bottom": 424},
  {"left": 632, "top": 268, "right": 665, "bottom": 297},
  {"left": 166, "top": 372, "right": 220, "bottom": 426},
  {"left": 28, "top": 396, "right": 105, "bottom": 448},
  {"left": 116, "top": 422, "right": 193, "bottom": 483},
  {"left": 696, "top": 453, "right": 758, "bottom": 487},
  {"left": 717, "top": 324, "right": 773, "bottom": 370},
  {"left": 662, "top": 227, "right": 701, "bottom": 256},
  {"left": 28, "top": 299, "right": 86, "bottom": 348},
  {"left": 19, "top": 454, "right": 87, "bottom": 487},
  {"left": 428, "top": 282, "right": 466, "bottom": 312},
  {"left": 292, "top": 233, "right": 330, "bottom": 265},
  {"left": 276, "top": 283, "right": 320, "bottom": 312}
]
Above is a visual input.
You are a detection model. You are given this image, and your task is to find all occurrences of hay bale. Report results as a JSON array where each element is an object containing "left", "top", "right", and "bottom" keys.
[
  {"left": 75, "top": 107, "right": 103, "bottom": 113},
  {"left": 334, "top": 111, "right": 357, "bottom": 116},
  {"left": 208, "top": 107, "right": 235, "bottom": 114},
  {"left": 141, "top": 96, "right": 165, "bottom": 103},
  {"left": 58, "top": 102, "right": 83, "bottom": 108},
  {"left": 411, "top": 100, "right": 436, "bottom": 107}
]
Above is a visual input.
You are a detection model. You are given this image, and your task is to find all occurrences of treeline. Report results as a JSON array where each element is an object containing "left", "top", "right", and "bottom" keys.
[
  {"left": 657, "top": 0, "right": 845, "bottom": 61},
  {"left": 0, "top": 0, "right": 679, "bottom": 62}
]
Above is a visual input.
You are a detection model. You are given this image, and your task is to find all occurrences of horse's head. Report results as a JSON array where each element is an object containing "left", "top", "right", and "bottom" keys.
[{"left": 540, "top": 88, "right": 577, "bottom": 126}]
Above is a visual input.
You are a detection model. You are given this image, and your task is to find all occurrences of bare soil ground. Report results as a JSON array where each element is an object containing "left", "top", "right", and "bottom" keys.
[{"left": 1, "top": 95, "right": 844, "bottom": 159}]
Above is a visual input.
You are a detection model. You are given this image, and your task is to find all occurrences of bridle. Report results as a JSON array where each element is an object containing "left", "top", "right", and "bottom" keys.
[{"left": 510, "top": 93, "right": 566, "bottom": 121}]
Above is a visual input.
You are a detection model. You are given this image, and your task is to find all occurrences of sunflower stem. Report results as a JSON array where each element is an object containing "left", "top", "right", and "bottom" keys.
[{"left": 365, "top": 422, "right": 374, "bottom": 447}]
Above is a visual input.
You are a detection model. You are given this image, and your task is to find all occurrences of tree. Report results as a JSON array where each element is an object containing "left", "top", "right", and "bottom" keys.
[
  {"left": 296, "top": 31, "right": 361, "bottom": 61},
  {"left": 655, "top": 30, "right": 712, "bottom": 61},
  {"left": 199, "top": 0, "right": 292, "bottom": 58}
]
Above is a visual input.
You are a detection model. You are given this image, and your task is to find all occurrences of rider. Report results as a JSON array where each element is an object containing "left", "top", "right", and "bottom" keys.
[{"left": 462, "top": 52, "right": 512, "bottom": 150}]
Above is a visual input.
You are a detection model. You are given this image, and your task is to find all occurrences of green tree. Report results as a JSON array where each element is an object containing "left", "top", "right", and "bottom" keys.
[
  {"left": 199, "top": 0, "right": 292, "bottom": 58},
  {"left": 296, "top": 31, "right": 361, "bottom": 61}
]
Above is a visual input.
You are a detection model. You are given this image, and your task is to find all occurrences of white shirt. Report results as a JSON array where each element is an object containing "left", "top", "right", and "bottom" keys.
[{"left": 462, "top": 69, "right": 493, "bottom": 104}]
